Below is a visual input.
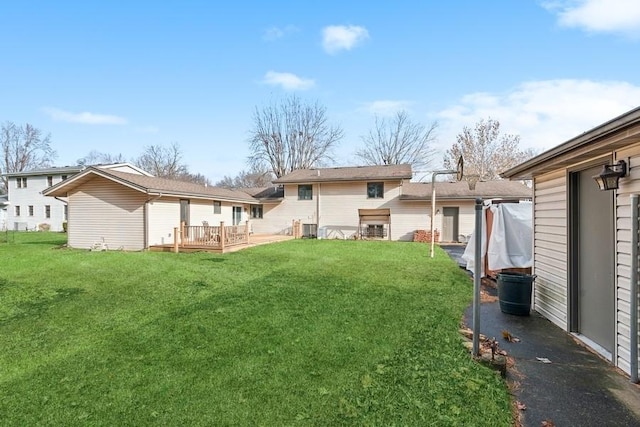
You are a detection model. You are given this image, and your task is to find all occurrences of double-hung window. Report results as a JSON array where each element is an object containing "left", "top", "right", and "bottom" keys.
[
  {"left": 298, "top": 184, "right": 313, "bottom": 200},
  {"left": 367, "top": 182, "right": 384, "bottom": 199},
  {"left": 250, "top": 205, "right": 263, "bottom": 219}
]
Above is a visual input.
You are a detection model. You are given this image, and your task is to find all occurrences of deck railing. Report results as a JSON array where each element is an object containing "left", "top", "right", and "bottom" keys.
[{"left": 173, "top": 221, "right": 250, "bottom": 252}]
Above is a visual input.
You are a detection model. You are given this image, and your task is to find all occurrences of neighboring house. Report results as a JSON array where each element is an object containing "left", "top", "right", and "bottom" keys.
[
  {"left": 249, "top": 164, "right": 531, "bottom": 241},
  {"left": 3, "top": 163, "right": 151, "bottom": 232},
  {"left": 43, "top": 166, "right": 258, "bottom": 251},
  {"left": 0, "top": 194, "right": 8, "bottom": 230},
  {"left": 5, "top": 165, "right": 84, "bottom": 232},
  {"left": 501, "top": 106, "right": 640, "bottom": 378}
]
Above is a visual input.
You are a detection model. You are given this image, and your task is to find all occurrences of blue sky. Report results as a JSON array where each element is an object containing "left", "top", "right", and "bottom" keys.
[{"left": 2, "top": 0, "right": 640, "bottom": 182}]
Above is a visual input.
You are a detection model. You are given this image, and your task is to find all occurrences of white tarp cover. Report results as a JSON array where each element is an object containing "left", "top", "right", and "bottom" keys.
[{"left": 462, "top": 201, "right": 532, "bottom": 274}]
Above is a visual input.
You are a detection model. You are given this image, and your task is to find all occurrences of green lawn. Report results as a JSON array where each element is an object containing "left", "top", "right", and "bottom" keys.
[{"left": 0, "top": 232, "right": 511, "bottom": 426}]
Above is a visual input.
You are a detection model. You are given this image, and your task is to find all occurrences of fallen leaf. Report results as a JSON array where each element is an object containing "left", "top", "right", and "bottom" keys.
[
  {"left": 516, "top": 401, "right": 527, "bottom": 411},
  {"left": 536, "top": 357, "right": 552, "bottom": 364},
  {"left": 541, "top": 420, "right": 555, "bottom": 427}
]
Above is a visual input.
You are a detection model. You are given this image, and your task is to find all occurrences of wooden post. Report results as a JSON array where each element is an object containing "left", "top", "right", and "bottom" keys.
[
  {"left": 173, "top": 227, "right": 180, "bottom": 253},
  {"left": 292, "top": 219, "right": 296, "bottom": 238},
  {"left": 220, "top": 221, "right": 225, "bottom": 251},
  {"left": 245, "top": 220, "right": 250, "bottom": 244},
  {"left": 180, "top": 221, "right": 186, "bottom": 246}
]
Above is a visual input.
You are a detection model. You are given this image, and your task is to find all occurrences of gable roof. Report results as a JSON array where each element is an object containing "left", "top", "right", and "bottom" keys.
[
  {"left": 273, "top": 164, "right": 413, "bottom": 184},
  {"left": 43, "top": 166, "right": 258, "bottom": 203},
  {"left": 242, "top": 186, "right": 284, "bottom": 203},
  {"left": 94, "top": 162, "right": 154, "bottom": 176},
  {"left": 501, "top": 106, "right": 640, "bottom": 180},
  {"left": 400, "top": 180, "right": 532, "bottom": 201}
]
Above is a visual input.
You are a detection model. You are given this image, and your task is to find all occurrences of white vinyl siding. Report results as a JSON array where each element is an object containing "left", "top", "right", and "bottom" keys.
[
  {"left": 533, "top": 171, "right": 568, "bottom": 330},
  {"left": 613, "top": 145, "right": 640, "bottom": 374},
  {"left": 252, "top": 181, "right": 480, "bottom": 241},
  {"left": 6, "top": 174, "right": 70, "bottom": 231},
  {"left": 67, "top": 177, "right": 146, "bottom": 250},
  {"left": 147, "top": 199, "right": 181, "bottom": 246},
  {"left": 147, "top": 198, "right": 249, "bottom": 246}
]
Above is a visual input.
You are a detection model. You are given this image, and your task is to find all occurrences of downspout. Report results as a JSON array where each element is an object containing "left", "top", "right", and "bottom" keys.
[
  {"left": 630, "top": 194, "right": 639, "bottom": 383},
  {"left": 145, "top": 193, "right": 163, "bottom": 249},
  {"left": 54, "top": 197, "right": 69, "bottom": 231},
  {"left": 316, "top": 182, "right": 321, "bottom": 236}
]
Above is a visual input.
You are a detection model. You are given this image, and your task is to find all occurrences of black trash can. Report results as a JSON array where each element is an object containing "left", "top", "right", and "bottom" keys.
[{"left": 496, "top": 272, "right": 536, "bottom": 316}]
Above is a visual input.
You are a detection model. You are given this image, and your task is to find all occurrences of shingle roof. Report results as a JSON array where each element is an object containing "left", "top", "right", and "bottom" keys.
[
  {"left": 44, "top": 167, "right": 258, "bottom": 203},
  {"left": 3, "top": 165, "right": 84, "bottom": 177},
  {"left": 242, "top": 186, "right": 284, "bottom": 200},
  {"left": 401, "top": 180, "right": 532, "bottom": 201},
  {"left": 273, "top": 164, "right": 413, "bottom": 183}
]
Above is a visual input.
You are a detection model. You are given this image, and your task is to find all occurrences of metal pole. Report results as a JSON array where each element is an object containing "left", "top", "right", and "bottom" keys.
[
  {"left": 429, "top": 169, "right": 457, "bottom": 258},
  {"left": 630, "top": 194, "right": 639, "bottom": 383},
  {"left": 430, "top": 172, "right": 437, "bottom": 258},
  {"left": 472, "top": 197, "right": 483, "bottom": 356}
]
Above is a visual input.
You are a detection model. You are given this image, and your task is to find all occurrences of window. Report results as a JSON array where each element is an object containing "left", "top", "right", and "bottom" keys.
[
  {"left": 366, "top": 224, "right": 385, "bottom": 238},
  {"left": 64, "top": 205, "right": 68, "bottom": 221},
  {"left": 15, "top": 206, "right": 20, "bottom": 216},
  {"left": 61, "top": 175, "right": 67, "bottom": 181},
  {"left": 250, "top": 205, "right": 263, "bottom": 219},
  {"left": 47, "top": 176, "right": 53, "bottom": 187},
  {"left": 16, "top": 177, "right": 27, "bottom": 188},
  {"left": 213, "top": 201, "right": 221, "bottom": 214},
  {"left": 45, "top": 205, "right": 51, "bottom": 219},
  {"left": 28, "top": 206, "right": 34, "bottom": 216},
  {"left": 298, "top": 184, "right": 313, "bottom": 200},
  {"left": 367, "top": 182, "right": 384, "bottom": 198}
]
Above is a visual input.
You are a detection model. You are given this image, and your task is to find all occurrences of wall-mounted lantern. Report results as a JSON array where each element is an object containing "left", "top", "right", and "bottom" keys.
[{"left": 593, "top": 160, "right": 627, "bottom": 191}]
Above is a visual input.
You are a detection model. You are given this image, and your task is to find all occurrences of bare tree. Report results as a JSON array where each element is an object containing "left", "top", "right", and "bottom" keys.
[
  {"left": 133, "top": 143, "right": 211, "bottom": 185},
  {"left": 134, "top": 142, "right": 188, "bottom": 179},
  {"left": 77, "top": 150, "right": 127, "bottom": 166},
  {"left": 444, "top": 118, "right": 535, "bottom": 180},
  {"left": 215, "top": 166, "right": 275, "bottom": 189},
  {"left": 248, "top": 95, "right": 343, "bottom": 178},
  {"left": 178, "top": 171, "right": 211, "bottom": 186},
  {"left": 1, "top": 122, "right": 56, "bottom": 193},
  {"left": 355, "top": 110, "right": 438, "bottom": 170}
]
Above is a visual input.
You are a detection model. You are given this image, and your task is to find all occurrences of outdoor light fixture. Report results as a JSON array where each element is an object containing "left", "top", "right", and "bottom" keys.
[{"left": 593, "top": 160, "right": 627, "bottom": 191}]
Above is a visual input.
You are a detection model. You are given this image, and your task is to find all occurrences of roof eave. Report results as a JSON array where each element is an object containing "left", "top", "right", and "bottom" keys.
[
  {"left": 274, "top": 175, "right": 412, "bottom": 184},
  {"left": 501, "top": 106, "right": 640, "bottom": 179}
]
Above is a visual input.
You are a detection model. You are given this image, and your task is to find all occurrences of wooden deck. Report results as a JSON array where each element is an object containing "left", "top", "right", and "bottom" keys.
[{"left": 149, "top": 233, "right": 295, "bottom": 253}]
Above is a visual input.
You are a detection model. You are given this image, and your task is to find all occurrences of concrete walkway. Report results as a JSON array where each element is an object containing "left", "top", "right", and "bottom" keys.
[{"left": 441, "top": 245, "right": 640, "bottom": 426}]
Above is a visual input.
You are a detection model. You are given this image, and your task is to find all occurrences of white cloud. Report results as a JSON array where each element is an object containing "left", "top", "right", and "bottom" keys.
[
  {"left": 322, "top": 25, "right": 369, "bottom": 54},
  {"left": 263, "top": 25, "right": 299, "bottom": 41},
  {"left": 543, "top": 0, "right": 640, "bottom": 36},
  {"left": 43, "top": 107, "right": 127, "bottom": 125},
  {"left": 435, "top": 79, "right": 640, "bottom": 155},
  {"left": 262, "top": 71, "right": 315, "bottom": 90},
  {"left": 362, "top": 100, "right": 412, "bottom": 116}
]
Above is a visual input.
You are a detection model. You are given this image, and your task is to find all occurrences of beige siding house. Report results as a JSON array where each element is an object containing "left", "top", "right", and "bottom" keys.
[
  {"left": 250, "top": 164, "right": 531, "bottom": 242},
  {"left": 502, "top": 106, "right": 640, "bottom": 379},
  {"left": 43, "top": 166, "right": 258, "bottom": 250}
]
